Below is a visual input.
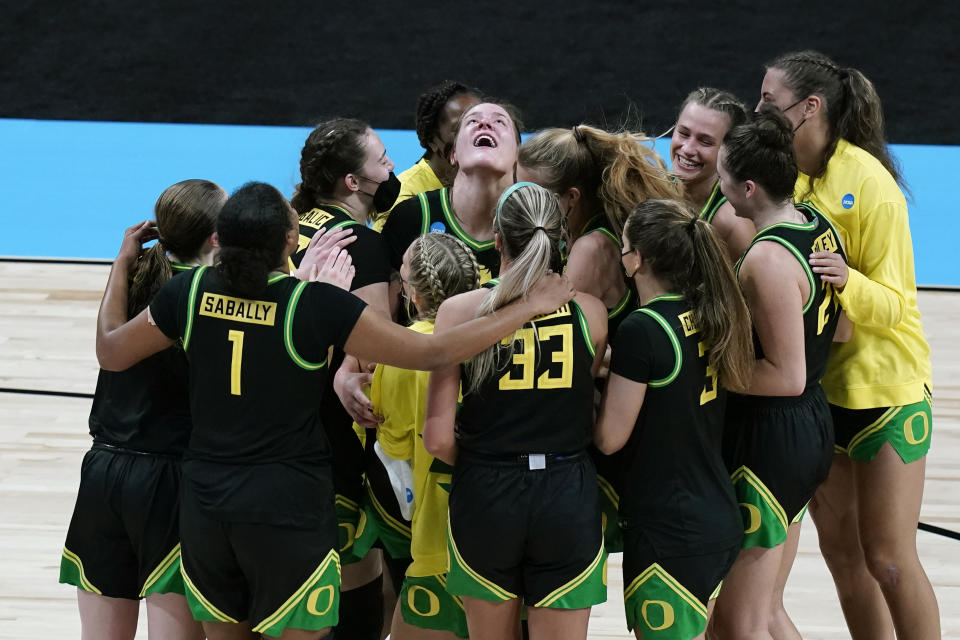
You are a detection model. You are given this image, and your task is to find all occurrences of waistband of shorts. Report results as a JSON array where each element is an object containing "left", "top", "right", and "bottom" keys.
[
  {"left": 91, "top": 441, "right": 181, "bottom": 460},
  {"left": 729, "top": 383, "right": 826, "bottom": 410},
  {"left": 456, "top": 448, "right": 586, "bottom": 467}
]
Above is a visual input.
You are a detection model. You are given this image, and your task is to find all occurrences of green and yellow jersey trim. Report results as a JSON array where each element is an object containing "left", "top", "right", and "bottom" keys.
[
  {"left": 182, "top": 265, "right": 208, "bottom": 352},
  {"left": 437, "top": 188, "right": 496, "bottom": 252},
  {"left": 635, "top": 294, "right": 684, "bottom": 387},
  {"left": 367, "top": 484, "right": 412, "bottom": 539},
  {"left": 284, "top": 281, "right": 327, "bottom": 370},
  {"left": 570, "top": 300, "right": 596, "bottom": 358}
]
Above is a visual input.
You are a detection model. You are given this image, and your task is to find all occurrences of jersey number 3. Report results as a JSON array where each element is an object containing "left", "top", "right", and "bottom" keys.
[
  {"left": 698, "top": 341, "right": 718, "bottom": 405},
  {"left": 499, "top": 326, "right": 573, "bottom": 391},
  {"left": 227, "top": 330, "right": 244, "bottom": 396}
]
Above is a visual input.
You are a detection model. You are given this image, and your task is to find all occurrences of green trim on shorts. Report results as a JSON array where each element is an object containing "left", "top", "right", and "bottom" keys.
[
  {"left": 181, "top": 561, "right": 238, "bottom": 624},
  {"left": 366, "top": 483, "right": 412, "bottom": 559},
  {"left": 708, "top": 580, "right": 722, "bottom": 601},
  {"left": 139, "top": 543, "right": 184, "bottom": 597},
  {"left": 791, "top": 503, "right": 809, "bottom": 525},
  {"left": 534, "top": 543, "right": 607, "bottom": 609},
  {"left": 597, "top": 475, "right": 623, "bottom": 553},
  {"left": 252, "top": 549, "right": 341, "bottom": 635},
  {"left": 731, "top": 466, "right": 788, "bottom": 549},
  {"left": 624, "top": 563, "right": 708, "bottom": 636},
  {"left": 847, "top": 392, "right": 932, "bottom": 464},
  {"left": 446, "top": 517, "right": 518, "bottom": 602},
  {"left": 336, "top": 493, "right": 374, "bottom": 565},
  {"left": 400, "top": 574, "right": 469, "bottom": 638},
  {"left": 59, "top": 547, "right": 102, "bottom": 594}
]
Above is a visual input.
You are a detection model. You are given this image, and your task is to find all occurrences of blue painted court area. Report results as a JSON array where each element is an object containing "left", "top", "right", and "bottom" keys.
[{"left": 0, "top": 119, "right": 956, "bottom": 286}]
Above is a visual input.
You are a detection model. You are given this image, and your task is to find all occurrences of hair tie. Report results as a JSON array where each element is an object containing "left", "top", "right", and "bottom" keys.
[
  {"left": 837, "top": 67, "right": 850, "bottom": 81},
  {"left": 572, "top": 125, "right": 585, "bottom": 143},
  {"left": 496, "top": 181, "right": 539, "bottom": 223},
  {"left": 686, "top": 217, "right": 698, "bottom": 234},
  {"left": 533, "top": 226, "right": 547, "bottom": 234}
]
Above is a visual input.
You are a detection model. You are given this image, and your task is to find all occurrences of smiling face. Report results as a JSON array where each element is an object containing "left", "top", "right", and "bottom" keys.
[
  {"left": 670, "top": 102, "right": 732, "bottom": 188},
  {"left": 451, "top": 103, "right": 519, "bottom": 175}
]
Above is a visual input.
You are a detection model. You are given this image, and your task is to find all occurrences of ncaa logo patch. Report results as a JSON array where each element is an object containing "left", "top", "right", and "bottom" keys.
[
  {"left": 841, "top": 193, "right": 855, "bottom": 209},
  {"left": 430, "top": 221, "right": 447, "bottom": 233}
]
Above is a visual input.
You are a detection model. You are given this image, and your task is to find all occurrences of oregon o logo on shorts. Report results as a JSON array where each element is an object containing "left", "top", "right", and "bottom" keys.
[
  {"left": 307, "top": 586, "right": 335, "bottom": 617},
  {"left": 430, "top": 222, "right": 447, "bottom": 233},
  {"left": 407, "top": 585, "right": 441, "bottom": 617},
  {"left": 641, "top": 599, "right": 676, "bottom": 631},
  {"left": 338, "top": 522, "right": 356, "bottom": 552},
  {"left": 903, "top": 411, "right": 930, "bottom": 445},
  {"left": 841, "top": 193, "right": 855, "bottom": 209},
  {"left": 740, "top": 503, "right": 762, "bottom": 534}
]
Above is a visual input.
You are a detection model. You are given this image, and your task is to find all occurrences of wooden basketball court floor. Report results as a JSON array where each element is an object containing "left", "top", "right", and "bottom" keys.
[{"left": 0, "top": 261, "right": 956, "bottom": 638}]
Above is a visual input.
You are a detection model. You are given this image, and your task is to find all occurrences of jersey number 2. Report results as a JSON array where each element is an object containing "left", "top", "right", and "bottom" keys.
[{"left": 228, "top": 330, "right": 244, "bottom": 396}]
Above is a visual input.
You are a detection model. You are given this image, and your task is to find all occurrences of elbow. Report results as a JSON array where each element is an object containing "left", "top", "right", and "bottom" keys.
[
  {"left": 423, "top": 428, "right": 455, "bottom": 463},
  {"left": 782, "top": 372, "right": 806, "bottom": 396},
  {"left": 594, "top": 430, "right": 624, "bottom": 455},
  {"left": 95, "top": 340, "right": 124, "bottom": 372}
]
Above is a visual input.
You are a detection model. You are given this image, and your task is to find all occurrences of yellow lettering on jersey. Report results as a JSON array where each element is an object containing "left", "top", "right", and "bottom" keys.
[
  {"left": 741, "top": 503, "right": 762, "bottom": 534},
  {"left": 306, "top": 585, "right": 335, "bottom": 617},
  {"left": 407, "top": 585, "right": 441, "bottom": 617},
  {"left": 903, "top": 411, "right": 930, "bottom": 445},
  {"left": 200, "top": 293, "right": 277, "bottom": 326},
  {"left": 678, "top": 310, "right": 698, "bottom": 337},
  {"left": 812, "top": 228, "right": 839, "bottom": 254},
  {"left": 641, "top": 600, "right": 676, "bottom": 631},
  {"left": 533, "top": 304, "right": 571, "bottom": 322},
  {"left": 300, "top": 209, "right": 337, "bottom": 229},
  {"left": 478, "top": 264, "right": 493, "bottom": 285}
]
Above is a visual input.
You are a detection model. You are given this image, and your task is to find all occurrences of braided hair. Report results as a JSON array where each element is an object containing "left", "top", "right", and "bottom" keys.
[
  {"left": 677, "top": 87, "right": 749, "bottom": 133},
  {"left": 406, "top": 233, "right": 480, "bottom": 320},
  {"left": 415, "top": 80, "right": 481, "bottom": 155},
  {"left": 766, "top": 50, "right": 903, "bottom": 198},
  {"left": 291, "top": 118, "right": 368, "bottom": 215}
]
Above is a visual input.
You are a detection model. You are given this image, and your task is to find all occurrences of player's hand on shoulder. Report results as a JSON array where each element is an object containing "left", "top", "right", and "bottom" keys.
[
  {"left": 310, "top": 245, "right": 355, "bottom": 291},
  {"left": 295, "top": 227, "right": 356, "bottom": 281},
  {"left": 527, "top": 271, "right": 575, "bottom": 316}
]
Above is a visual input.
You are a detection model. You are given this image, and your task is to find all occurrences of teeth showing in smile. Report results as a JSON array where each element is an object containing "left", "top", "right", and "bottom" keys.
[
  {"left": 675, "top": 155, "right": 700, "bottom": 169},
  {"left": 474, "top": 134, "right": 496, "bottom": 148}
]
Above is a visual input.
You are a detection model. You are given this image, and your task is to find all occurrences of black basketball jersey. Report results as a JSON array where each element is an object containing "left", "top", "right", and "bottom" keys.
[
  {"left": 292, "top": 205, "right": 392, "bottom": 291},
  {"left": 578, "top": 214, "right": 637, "bottom": 339},
  {"left": 149, "top": 267, "right": 366, "bottom": 524},
  {"left": 609, "top": 295, "right": 741, "bottom": 554},
  {"left": 293, "top": 205, "right": 391, "bottom": 455},
  {"left": 457, "top": 300, "right": 596, "bottom": 456},
  {"left": 736, "top": 202, "right": 846, "bottom": 392},
  {"left": 381, "top": 187, "right": 500, "bottom": 282},
  {"left": 88, "top": 263, "right": 193, "bottom": 454},
  {"left": 149, "top": 266, "right": 366, "bottom": 463},
  {"left": 699, "top": 181, "right": 728, "bottom": 223}
]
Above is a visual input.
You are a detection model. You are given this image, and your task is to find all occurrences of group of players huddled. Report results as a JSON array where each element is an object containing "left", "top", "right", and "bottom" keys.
[{"left": 60, "top": 49, "right": 938, "bottom": 640}]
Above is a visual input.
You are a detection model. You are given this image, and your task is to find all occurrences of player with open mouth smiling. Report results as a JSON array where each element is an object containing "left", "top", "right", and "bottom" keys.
[{"left": 382, "top": 100, "right": 523, "bottom": 286}]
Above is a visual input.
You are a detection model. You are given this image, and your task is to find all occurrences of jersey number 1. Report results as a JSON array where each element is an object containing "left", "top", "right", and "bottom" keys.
[{"left": 228, "top": 330, "right": 244, "bottom": 396}]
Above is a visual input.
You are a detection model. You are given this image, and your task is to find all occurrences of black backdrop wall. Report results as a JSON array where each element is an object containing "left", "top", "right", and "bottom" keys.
[{"left": 2, "top": 1, "right": 957, "bottom": 144}]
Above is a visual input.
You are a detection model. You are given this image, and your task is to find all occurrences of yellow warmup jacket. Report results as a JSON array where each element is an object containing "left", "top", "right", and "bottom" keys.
[
  {"left": 797, "top": 139, "right": 931, "bottom": 409},
  {"left": 371, "top": 320, "right": 454, "bottom": 577}
]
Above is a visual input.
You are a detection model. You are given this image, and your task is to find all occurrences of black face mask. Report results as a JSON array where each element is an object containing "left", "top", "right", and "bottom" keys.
[{"left": 358, "top": 172, "right": 401, "bottom": 213}]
